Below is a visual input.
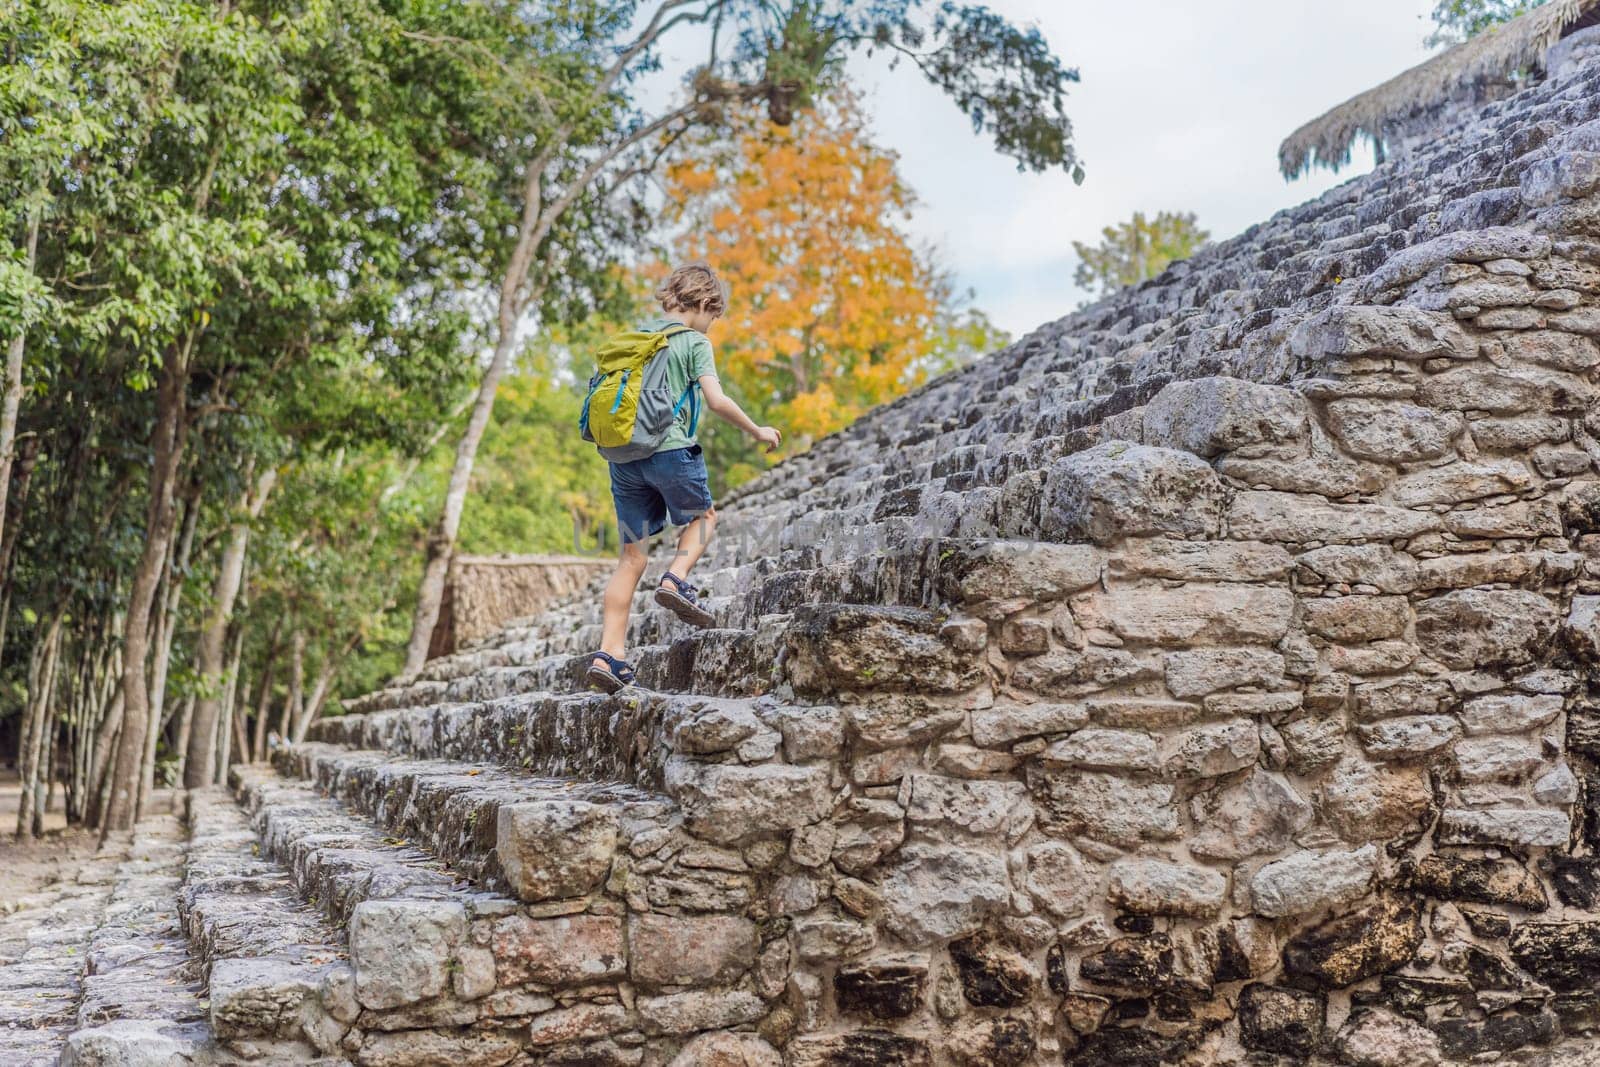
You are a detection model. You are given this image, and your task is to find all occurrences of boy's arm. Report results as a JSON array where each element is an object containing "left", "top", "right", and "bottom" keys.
[{"left": 699, "top": 374, "right": 781, "bottom": 452}]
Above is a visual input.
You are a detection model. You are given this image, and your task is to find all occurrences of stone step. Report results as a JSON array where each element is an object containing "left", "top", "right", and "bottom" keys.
[
  {"left": 304, "top": 689, "right": 820, "bottom": 798},
  {"left": 271, "top": 744, "right": 682, "bottom": 904},
  {"left": 178, "top": 787, "right": 357, "bottom": 1061},
  {"left": 228, "top": 761, "right": 787, "bottom": 1062},
  {"left": 63, "top": 813, "right": 215, "bottom": 1063},
  {"left": 0, "top": 835, "right": 126, "bottom": 1066}
]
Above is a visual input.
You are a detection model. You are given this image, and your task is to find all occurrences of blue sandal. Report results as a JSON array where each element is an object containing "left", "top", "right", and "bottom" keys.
[
  {"left": 586, "top": 651, "right": 636, "bottom": 694},
  {"left": 654, "top": 571, "right": 715, "bottom": 628}
]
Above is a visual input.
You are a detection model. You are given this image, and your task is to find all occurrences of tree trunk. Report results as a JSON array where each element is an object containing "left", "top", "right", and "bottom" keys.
[
  {"left": 401, "top": 329, "right": 520, "bottom": 676},
  {"left": 250, "top": 633, "right": 279, "bottom": 764},
  {"left": 185, "top": 468, "right": 273, "bottom": 787},
  {"left": 278, "top": 627, "right": 304, "bottom": 747},
  {"left": 217, "top": 622, "right": 246, "bottom": 783},
  {"left": 102, "top": 343, "right": 190, "bottom": 833},
  {"left": 141, "top": 484, "right": 199, "bottom": 816},
  {"left": 0, "top": 213, "right": 40, "bottom": 564},
  {"left": 16, "top": 613, "right": 63, "bottom": 838}
]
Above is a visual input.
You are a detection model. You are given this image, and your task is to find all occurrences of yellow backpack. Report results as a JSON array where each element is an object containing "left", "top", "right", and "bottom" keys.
[{"left": 578, "top": 324, "right": 699, "bottom": 462}]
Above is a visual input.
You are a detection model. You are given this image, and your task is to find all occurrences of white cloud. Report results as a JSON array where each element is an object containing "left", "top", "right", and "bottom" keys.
[{"left": 846, "top": 0, "right": 1440, "bottom": 336}]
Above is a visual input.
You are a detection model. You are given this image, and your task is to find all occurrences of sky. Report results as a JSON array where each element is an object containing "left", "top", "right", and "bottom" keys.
[{"left": 833, "top": 0, "right": 1445, "bottom": 338}]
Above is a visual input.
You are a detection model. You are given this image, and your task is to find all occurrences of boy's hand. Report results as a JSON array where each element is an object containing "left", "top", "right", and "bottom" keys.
[{"left": 753, "top": 425, "right": 782, "bottom": 453}]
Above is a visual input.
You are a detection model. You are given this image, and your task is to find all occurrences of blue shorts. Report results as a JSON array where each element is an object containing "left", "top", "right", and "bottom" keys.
[{"left": 610, "top": 445, "right": 714, "bottom": 544}]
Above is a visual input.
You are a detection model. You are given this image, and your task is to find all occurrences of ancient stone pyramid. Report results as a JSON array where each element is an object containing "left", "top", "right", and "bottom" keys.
[{"left": 12, "top": 24, "right": 1600, "bottom": 1067}]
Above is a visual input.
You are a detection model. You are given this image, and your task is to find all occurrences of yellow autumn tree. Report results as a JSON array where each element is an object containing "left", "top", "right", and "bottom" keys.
[{"left": 662, "top": 89, "right": 1007, "bottom": 486}]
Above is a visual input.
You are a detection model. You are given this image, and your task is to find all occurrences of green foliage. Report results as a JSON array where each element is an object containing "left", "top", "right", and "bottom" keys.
[
  {"left": 713, "top": 0, "right": 1084, "bottom": 177},
  {"left": 1426, "top": 0, "right": 1547, "bottom": 46},
  {"left": 1071, "top": 210, "right": 1211, "bottom": 300}
]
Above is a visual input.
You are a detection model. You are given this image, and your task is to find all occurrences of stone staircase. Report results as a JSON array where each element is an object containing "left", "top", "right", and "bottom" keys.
[{"left": 5, "top": 23, "right": 1600, "bottom": 1067}]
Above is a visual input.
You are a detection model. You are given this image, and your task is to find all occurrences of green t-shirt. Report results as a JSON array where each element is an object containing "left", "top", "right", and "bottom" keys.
[{"left": 642, "top": 316, "right": 717, "bottom": 453}]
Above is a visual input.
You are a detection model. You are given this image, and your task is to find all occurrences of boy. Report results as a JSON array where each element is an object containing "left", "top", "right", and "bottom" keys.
[{"left": 586, "top": 262, "right": 781, "bottom": 693}]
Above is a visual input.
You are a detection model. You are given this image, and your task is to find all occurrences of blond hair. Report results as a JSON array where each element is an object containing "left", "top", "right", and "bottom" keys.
[{"left": 655, "top": 261, "right": 728, "bottom": 315}]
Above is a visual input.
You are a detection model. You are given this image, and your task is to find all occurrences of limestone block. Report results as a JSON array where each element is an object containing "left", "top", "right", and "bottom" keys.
[
  {"left": 948, "top": 932, "right": 1037, "bottom": 1006},
  {"left": 902, "top": 774, "right": 1027, "bottom": 836},
  {"left": 1360, "top": 228, "right": 1551, "bottom": 296},
  {"left": 1238, "top": 983, "right": 1325, "bottom": 1058},
  {"left": 1454, "top": 735, "right": 1545, "bottom": 781},
  {"left": 668, "top": 702, "right": 773, "bottom": 755},
  {"left": 1142, "top": 376, "right": 1309, "bottom": 458},
  {"left": 1318, "top": 756, "right": 1433, "bottom": 842},
  {"left": 1282, "top": 715, "right": 1346, "bottom": 773},
  {"left": 1250, "top": 845, "right": 1378, "bottom": 917},
  {"left": 1468, "top": 413, "right": 1569, "bottom": 450},
  {"left": 1508, "top": 921, "right": 1600, "bottom": 993},
  {"left": 526, "top": 1003, "right": 627, "bottom": 1047},
  {"left": 1565, "top": 594, "right": 1600, "bottom": 664},
  {"left": 1189, "top": 770, "right": 1313, "bottom": 860},
  {"left": 880, "top": 844, "right": 1011, "bottom": 942},
  {"left": 1022, "top": 841, "right": 1093, "bottom": 918},
  {"left": 61, "top": 1021, "right": 212, "bottom": 1067},
  {"left": 1508, "top": 328, "right": 1600, "bottom": 370},
  {"left": 787, "top": 1032, "right": 931, "bottom": 1067},
  {"left": 1113, "top": 538, "right": 1292, "bottom": 582},
  {"left": 1458, "top": 691, "right": 1564, "bottom": 736},
  {"left": 833, "top": 956, "right": 929, "bottom": 1021},
  {"left": 1533, "top": 761, "right": 1579, "bottom": 804},
  {"left": 489, "top": 913, "right": 624, "bottom": 986},
  {"left": 1107, "top": 859, "right": 1227, "bottom": 918},
  {"left": 1163, "top": 647, "right": 1285, "bottom": 698},
  {"left": 774, "top": 704, "right": 845, "bottom": 760},
  {"left": 1228, "top": 492, "right": 1440, "bottom": 543},
  {"left": 971, "top": 702, "right": 1088, "bottom": 746},
  {"left": 784, "top": 604, "right": 983, "bottom": 694},
  {"left": 1026, "top": 767, "right": 1180, "bottom": 847},
  {"left": 495, "top": 799, "right": 617, "bottom": 902},
  {"left": 1161, "top": 719, "right": 1260, "bottom": 778},
  {"left": 627, "top": 914, "right": 758, "bottom": 987},
  {"left": 936, "top": 540, "right": 1104, "bottom": 607},
  {"left": 1071, "top": 585, "right": 1294, "bottom": 646},
  {"left": 1041, "top": 442, "right": 1223, "bottom": 544},
  {"left": 207, "top": 956, "right": 325, "bottom": 1037},
  {"left": 1336, "top": 1008, "right": 1444, "bottom": 1067},
  {"left": 1410, "top": 854, "right": 1547, "bottom": 909},
  {"left": 1290, "top": 304, "right": 1473, "bottom": 363},
  {"left": 349, "top": 899, "right": 466, "bottom": 1010},
  {"left": 1418, "top": 364, "right": 1590, "bottom": 415},
  {"left": 1282, "top": 896, "right": 1423, "bottom": 990},
  {"left": 1416, "top": 550, "right": 1581, "bottom": 590},
  {"left": 1438, "top": 808, "right": 1571, "bottom": 847},
  {"left": 1356, "top": 715, "right": 1461, "bottom": 759},
  {"left": 1379, "top": 458, "right": 1531, "bottom": 507},
  {"left": 1009, "top": 646, "right": 1158, "bottom": 694},
  {"left": 946, "top": 1017, "right": 1037, "bottom": 1065},
  {"left": 1521, "top": 150, "right": 1600, "bottom": 206},
  {"left": 1325, "top": 399, "right": 1462, "bottom": 463},
  {"left": 1302, "top": 595, "right": 1411, "bottom": 642},
  {"left": 1414, "top": 589, "right": 1558, "bottom": 669},
  {"left": 1296, "top": 545, "right": 1419, "bottom": 593},
  {"left": 794, "top": 918, "right": 877, "bottom": 961},
  {"left": 637, "top": 990, "right": 765, "bottom": 1035},
  {"left": 664, "top": 757, "right": 833, "bottom": 844},
  {"left": 668, "top": 1033, "right": 783, "bottom": 1067},
  {"left": 1039, "top": 728, "right": 1159, "bottom": 772}
]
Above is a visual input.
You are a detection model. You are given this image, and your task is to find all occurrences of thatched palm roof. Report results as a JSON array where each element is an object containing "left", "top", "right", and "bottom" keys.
[{"left": 1279, "top": 0, "right": 1600, "bottom": 179}]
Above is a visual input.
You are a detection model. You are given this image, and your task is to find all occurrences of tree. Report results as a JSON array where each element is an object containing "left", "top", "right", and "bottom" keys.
[
  {"left": 2, "top": 0, "right": 538, "bottom": 831},
  {"left": 400, "top": 0, "right": 1088, "bottom": 676},
  {"left": 661, "top": 89, "right": 1007, "bottom": 483},
  {"left": 1071, "top": 210, "right": 1210, "bottom": 300},
  {"left": 1426, "top": 0, "right": 1546, "bottom": 46}
]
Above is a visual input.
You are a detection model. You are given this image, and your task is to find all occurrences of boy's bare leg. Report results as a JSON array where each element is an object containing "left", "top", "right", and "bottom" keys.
[
  {"left": 664, "top": 507, "right": 717, "bottom": 583},
  {"left": 595, "top": 540, "right": 649, "bottom": 668}
]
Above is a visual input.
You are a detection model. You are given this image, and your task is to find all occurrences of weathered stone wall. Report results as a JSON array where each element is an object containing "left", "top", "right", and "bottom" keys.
[{"left": 297, "top": 42, "right": 1600, "bottom": 1067}]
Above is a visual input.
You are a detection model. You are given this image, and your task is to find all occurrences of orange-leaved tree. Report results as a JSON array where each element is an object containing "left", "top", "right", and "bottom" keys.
[{"left": 661, "top": 89, "right": 1007, "bottom": 488}]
